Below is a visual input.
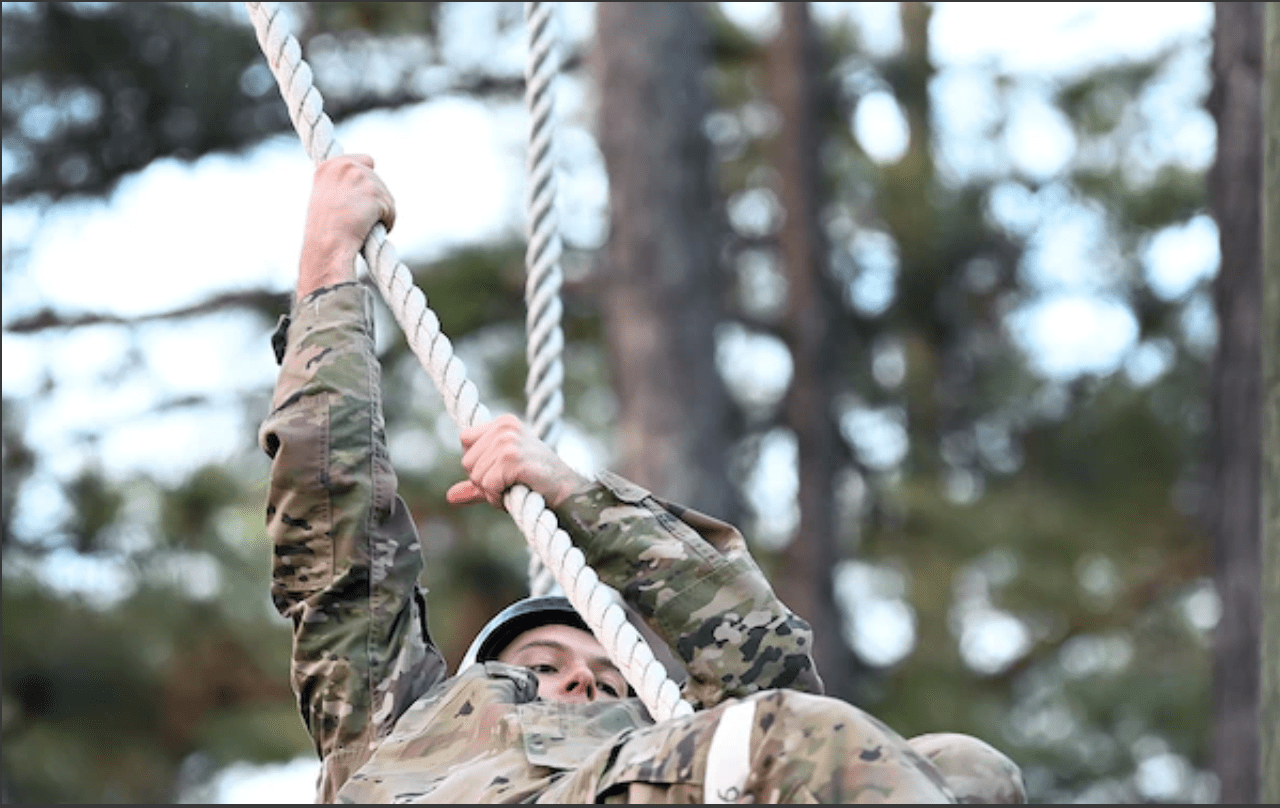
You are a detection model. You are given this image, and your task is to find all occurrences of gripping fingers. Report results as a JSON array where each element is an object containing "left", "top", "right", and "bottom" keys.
[
  {"left": 454, "top": 414, "right": 531, "bottom": 508},
  {"left": 479, "top": 464, "right": 515, "bottom": 508},
  {"left": 470, "top": 442, "right": 523, "bottom": 507}
]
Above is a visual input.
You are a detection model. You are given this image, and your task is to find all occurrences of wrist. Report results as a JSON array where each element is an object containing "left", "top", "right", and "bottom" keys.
[
  {"left": 298, "top": 241, "right": 359, "bottom": 299},
  {"left": 548, "top": 473, "right": 593, "bottom": 509}
]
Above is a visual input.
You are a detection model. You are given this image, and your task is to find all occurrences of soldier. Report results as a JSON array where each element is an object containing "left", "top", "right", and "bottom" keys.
[{"left": 260, "top": 154, "right": 1025, "bottom": 803}]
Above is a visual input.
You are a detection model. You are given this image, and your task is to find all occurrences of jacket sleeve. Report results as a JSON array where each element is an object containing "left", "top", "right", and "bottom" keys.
[
  {"left": 257, "top": 283, "right": 447, "bottom": 800},
  {"left": 551, "top": 471, "right": 824, "bottom": 710}
]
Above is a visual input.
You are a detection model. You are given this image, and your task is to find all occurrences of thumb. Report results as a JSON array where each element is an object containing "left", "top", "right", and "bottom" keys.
[{"left": 446, "top": 480, "right": 483, "bottom": 506}]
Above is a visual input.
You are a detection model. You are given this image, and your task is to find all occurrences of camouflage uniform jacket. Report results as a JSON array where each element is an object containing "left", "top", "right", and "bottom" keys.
[{"left": 259, "top": 284, "right": 823, "bottom": 803}]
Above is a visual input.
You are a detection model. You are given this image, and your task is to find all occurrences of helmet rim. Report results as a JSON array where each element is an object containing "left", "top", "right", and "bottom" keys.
[{"left": 459, "top": 595, "right": 588, "bottom": 670}]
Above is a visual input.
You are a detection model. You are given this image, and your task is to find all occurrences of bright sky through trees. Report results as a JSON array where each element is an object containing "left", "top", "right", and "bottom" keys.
[{"left": 0, "top": 2, "right": 1216, "bottom": 801}]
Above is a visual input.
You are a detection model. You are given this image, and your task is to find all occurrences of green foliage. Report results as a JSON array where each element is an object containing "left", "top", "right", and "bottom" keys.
[
  {"left": 1071, "top": 164, "right": 1205, "bottom": 229},
  {"left": 2, "top": 2, "right": 286, "bottom": 203},
  {"left": 1, "top": 399, "right": 38, "bottom": 547},
  {"left": 2, "top": 576, "right": 304, "bottom": 802},
  {"left": 304, "top": 2, "right": 442, "bottom": 39},
  {"left": 411, "top": 243, "right": 527, "bottom": 340},
  {"left": 62, "top": 467, "right": 125, "bottom": 553},
  {"left": 159, "top": 465, "right": 242, "bottom": 547},
  {"left": 1055, "top": 58, "right": 1166, "bottom": 134},
  {"left": 701, "top": 4, "right": 1215, "bottom": 801}
]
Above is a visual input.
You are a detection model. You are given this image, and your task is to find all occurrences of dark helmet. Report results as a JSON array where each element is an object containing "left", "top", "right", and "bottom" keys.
[{"left": 459, "top": 595, "right": 589, "bottom": 670}]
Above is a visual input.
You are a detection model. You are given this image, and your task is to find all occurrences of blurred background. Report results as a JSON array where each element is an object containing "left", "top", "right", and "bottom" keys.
[{"left": 1, "top": 1, "right": 1269, "bottom": 802}]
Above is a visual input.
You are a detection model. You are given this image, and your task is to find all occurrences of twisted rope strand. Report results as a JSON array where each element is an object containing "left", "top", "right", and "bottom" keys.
[
  {"left": 522, "top": 1, "right": 567, "bottom": 598},
  {"left": 522, "top": 1, "right": 567, "bottom": 448},
  {"left": 245, "top": 2, "right": 690, "bottom": 722}
]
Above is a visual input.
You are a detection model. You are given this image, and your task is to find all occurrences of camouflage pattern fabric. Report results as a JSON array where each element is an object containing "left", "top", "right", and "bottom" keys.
[
  {"left": 259, "top": 284, "right": 1024, "bottom": 803},
  {"left": 260, "top": 283, "right": 445, "bottom": 801},
  {"left": 907, "top": 734, "right": 1027, "bottom": 804}
]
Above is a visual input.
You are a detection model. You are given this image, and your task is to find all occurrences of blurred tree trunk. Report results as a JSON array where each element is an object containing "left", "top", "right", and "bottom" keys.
[
  {"left": 1206, "top": 2, "right": 1264, "bottom": 802},
  {"left": 592, "top": 2, "right": 739, "bottom": 521},
  {"left": 766, "top": 2, "right": 861, "bottom": 701},
  {"left": 1261, "top": 5, "right": 1280, "bottom": 803},
  {"left": 887, "top": 1, "right": 943, "bottom": 475}
]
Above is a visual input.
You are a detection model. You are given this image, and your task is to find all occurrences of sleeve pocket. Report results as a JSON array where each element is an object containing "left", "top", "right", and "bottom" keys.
[{"left": 266, "top": 398, "right": 335, "bottom": 600}]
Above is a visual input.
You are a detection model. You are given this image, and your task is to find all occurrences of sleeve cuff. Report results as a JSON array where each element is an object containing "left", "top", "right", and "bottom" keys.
[{"left": 270, "top": 282, "right": 370, "bottom": 364}]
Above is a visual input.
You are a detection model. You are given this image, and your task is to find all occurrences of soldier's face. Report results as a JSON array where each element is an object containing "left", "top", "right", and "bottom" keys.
[{"left": 497, "top": 623, "right": 628, "bottom": 703}]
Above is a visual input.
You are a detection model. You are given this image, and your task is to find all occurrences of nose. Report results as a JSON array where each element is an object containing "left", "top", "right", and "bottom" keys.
[{"left": 556, "top": 664, "right": 596, "bottom": 702}]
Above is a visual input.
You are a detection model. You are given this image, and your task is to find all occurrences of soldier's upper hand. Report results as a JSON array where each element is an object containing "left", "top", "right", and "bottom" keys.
[
  {"left": 446, "top": 414, "right": 590, "bottom": 509},
  {"left": 297, "top": 154, "right": 396, "bottom": 299}
]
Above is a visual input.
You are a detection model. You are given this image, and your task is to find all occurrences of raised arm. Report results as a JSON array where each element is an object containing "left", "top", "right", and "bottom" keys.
[
  {"left": 258, "top": 156, "right": 442, "bottom": 801},
  {"left": 450, "top": 414, "right": 824, "bottom": 710}
]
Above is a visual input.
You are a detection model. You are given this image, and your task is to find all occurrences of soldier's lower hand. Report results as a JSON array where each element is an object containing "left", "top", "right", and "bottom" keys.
[{"left": 446, "top": 414, "right": 590, "bottom": 509}]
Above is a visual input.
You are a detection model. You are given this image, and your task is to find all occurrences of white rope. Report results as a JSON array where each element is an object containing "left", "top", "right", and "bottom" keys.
[
  {"left": 522, "top": 1, "right": 566, "bottom": 599},
  {"left": 244, "top": 2, "right": 691, "bottom": 722}
]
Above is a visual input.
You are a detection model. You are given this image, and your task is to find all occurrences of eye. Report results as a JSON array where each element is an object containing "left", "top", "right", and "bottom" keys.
[
  {"left": 597, "top": 680, "right": 620, "bottom": 698},
  {"left": 530, "top": 663, "right": 557, "bottom": 674}
]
